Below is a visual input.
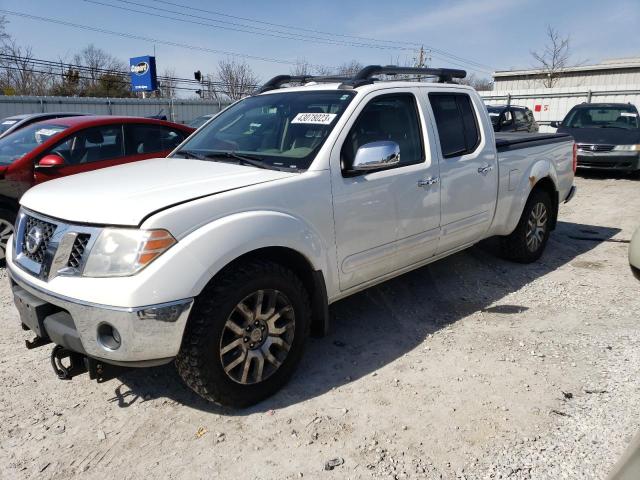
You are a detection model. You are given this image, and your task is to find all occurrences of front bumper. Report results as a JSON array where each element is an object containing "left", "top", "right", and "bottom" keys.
[
  {"left": 8, "top": 265, "right": 193, "bottom": 366},
  {"left": 577, "top": 151, "right": 640, "bottom": 171}
]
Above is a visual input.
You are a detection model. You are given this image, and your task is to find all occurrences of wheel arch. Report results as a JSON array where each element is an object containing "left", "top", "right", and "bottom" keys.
[{"left": 201, "top": 246, "right": 330, "bottom": 338}]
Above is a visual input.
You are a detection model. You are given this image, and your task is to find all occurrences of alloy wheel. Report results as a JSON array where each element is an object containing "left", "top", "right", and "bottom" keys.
[
  {"left": 219, "top": 289, "right": 295, "bottom": 385},
  {"left": 0, "top": 219, "right": 14, "bottom": 261},
  {"left": 525, "top": 202, "right": 548, "bottom": 252}
]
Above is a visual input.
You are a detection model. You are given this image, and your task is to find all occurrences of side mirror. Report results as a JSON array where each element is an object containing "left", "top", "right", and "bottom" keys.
[
  {"left": 549, "top": 121, "right": 560, "bottom": 128},
  {"left": 35, "top": 154, "right": 65, "bottom": 171},
  {"left": 352, "top": 141, "right": 400, "bottom": 171}
]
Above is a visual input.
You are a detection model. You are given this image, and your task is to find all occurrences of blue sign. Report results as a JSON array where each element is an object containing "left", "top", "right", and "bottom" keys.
[{"left": 129, "top": 55, "right": 157, "bottom": 92}]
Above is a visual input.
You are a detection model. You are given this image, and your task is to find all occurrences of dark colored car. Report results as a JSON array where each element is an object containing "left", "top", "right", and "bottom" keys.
[
  {"left": 487, "top": 105, "right": 539, "bottom": 133},
  {"left": 0, "top": 116, "right": 194, "bottom": 259},
  {"left": 0, "top": 112, "right": 93, "bottom": 139},
  {"left": 551, "top": 103, "right": 640, "bottom": 172}
]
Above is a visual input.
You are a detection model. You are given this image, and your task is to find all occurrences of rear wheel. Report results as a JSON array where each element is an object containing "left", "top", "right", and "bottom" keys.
[
  {"left": 0, "top": 208, "right": 16, "bottom": 265},
  {"left": 176, "top": 260, "right": 310, "bottom": 407},
  {"left": 500, "top": 189, "right": 553, "bottom": 263}
]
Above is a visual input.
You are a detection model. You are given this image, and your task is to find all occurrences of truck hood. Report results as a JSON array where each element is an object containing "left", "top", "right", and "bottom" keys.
[
  {"left": 21, "top": 158, "right": 297, "bottom": 226},
  {"left": 558, "top": 126, "right": 640, "bottom": 145}
]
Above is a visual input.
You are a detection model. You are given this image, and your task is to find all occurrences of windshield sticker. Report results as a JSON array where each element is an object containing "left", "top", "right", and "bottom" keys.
[
  {"left": 291, "top": 112, "right": 337, "bottom": 125},
  {"left": 35, "top": 128, "right": 61, "bottom": 137},
  {"left": 1, "top": 120, "right": 18, "bottom": 125},
  {"left": 620, "top": 112, "right": 638, "bottom": 117}
]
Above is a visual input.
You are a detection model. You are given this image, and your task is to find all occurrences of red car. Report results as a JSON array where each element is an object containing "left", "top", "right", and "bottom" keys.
[{"left": 0, "top": 116, "right": 194, "bottom": 259}]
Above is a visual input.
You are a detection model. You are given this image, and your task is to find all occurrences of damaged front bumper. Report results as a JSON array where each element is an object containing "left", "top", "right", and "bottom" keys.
[{"left": 8, "top": 264, "right": 193, "bottom": 377}]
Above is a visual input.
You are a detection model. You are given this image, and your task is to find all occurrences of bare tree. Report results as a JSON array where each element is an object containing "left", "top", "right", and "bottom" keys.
[
  {"left": 336, "top": 60, "right": 363, "bottom": 77},
  {"left": 72, "top": 44, "right": 130, "bottom": 96},
  {"left": 456, "top": 73, "right": 494, "bottom": 91},
  {"left": 158, "top": 68, "right": 178, "bottom": 98},
  {"left": 290, "top": 58, "right": 312, "bottom": 77},
  {"left": 531, "top": 25, "right": 571, "bottom": 88},
  {"left": 215, "top": 58, "right": 260, "bottom": 100},
  {"left": 0, "top": 40, "right": 53, "bottom": 95}
]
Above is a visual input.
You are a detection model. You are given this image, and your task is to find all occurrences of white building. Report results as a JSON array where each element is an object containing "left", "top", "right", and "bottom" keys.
[
  {"left": 480, "top": 58, "right": 640, "bottom": 131},
  {"left": 493, "top": 57, "right": 640, "bottom": 91}
]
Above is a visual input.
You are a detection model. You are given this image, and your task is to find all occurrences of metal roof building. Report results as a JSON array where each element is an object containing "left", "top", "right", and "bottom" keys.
[{"left": 493, "top": 57, "right": 640, "bottom": 91}]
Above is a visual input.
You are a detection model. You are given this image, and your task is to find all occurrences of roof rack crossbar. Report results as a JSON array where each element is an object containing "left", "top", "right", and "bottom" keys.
[
  {"left": 343, "top": 65, "right": 467, "bottom": 88},
  {"left": 255, "top": 74, "right": 352, "bottom": 94},
  {"left": 254, "top": 65, "right": 468, "bottom": 94}
]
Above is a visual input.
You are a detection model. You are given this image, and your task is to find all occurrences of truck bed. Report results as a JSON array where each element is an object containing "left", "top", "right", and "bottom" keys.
[{"left": 495, "top": 132, "right": 573, "bottom": 152}]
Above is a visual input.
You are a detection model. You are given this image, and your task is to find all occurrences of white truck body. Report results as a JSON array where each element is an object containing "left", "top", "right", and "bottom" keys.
[{"left": 7, "top": 77, "right": 576, "bottom": 404}]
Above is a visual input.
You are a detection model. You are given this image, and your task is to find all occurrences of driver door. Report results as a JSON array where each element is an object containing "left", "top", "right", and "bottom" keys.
[{"left": 331, "top": 90, "right": 441, "bottom": 291}]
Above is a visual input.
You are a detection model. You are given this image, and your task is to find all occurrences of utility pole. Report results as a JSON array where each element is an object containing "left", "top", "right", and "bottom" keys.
[{"left": 416, "top": 46, "right": 426, "bottom": 68}]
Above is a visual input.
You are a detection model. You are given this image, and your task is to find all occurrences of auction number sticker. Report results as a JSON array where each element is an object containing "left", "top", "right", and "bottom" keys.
[{"left": 291, "top": 112, "right": 337, "bottom": 125}]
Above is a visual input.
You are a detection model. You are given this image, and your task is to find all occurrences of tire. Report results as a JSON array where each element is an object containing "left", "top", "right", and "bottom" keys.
[
  {"left": 500, "top": 189, "right": 553, "bottom": 263},
  {"left": 176, "top": 260, "right": 310, "bottom": 407},
  {"left": 0, "top": 208, "right": 16, "bottom": 266}
]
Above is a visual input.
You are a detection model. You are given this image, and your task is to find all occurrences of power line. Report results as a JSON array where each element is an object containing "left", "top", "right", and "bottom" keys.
[
  {"left": 0, "top": 9, "right": 319, "bottom": 68},
  {"left": 88, "top": 0, "right": 414, "bottom": 52},
  {"left": 142, "top": 0, "right": 495, "bottom": 73},
  {"left": 148, "top": 0, "right": 422, "bottom": 49},
  {"left": 0, "top": 53, "right": 259, "bottom": 89}
]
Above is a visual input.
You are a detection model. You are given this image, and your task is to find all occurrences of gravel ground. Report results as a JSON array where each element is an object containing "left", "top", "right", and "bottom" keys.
[{"left": 1, "top": 173, "right": 639, "bottom": 480}]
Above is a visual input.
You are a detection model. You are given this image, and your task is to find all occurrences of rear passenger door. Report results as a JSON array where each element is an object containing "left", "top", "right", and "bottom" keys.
[
  {"left": 513, "top": 108, "right": 529, "bottom": 131},
  {"left": 427, "top": 91, "right": 497, "bottom": 253},
  {"left": 34, "top": 124, "right": 127, "bottom": 183},
  {"left": 124, "top": 124, "right": 186, "bottom": 160}
]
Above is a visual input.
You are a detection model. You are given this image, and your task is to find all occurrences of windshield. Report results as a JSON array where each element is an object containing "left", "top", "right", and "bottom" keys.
[
  {"left": 0, "top": 123, "right": 68, "bottom": 165},
  {"left": 174, "top": 90, "right": 356, "bottom": 170},
  {"left": 187, "top": 115, "right": 213, "bottom": 129},
  {"left": 0, "top": 118, "right": 20, "bottom": 135},
  {"left": 563, "top": 106, "right": 640, "bottom": 129}
]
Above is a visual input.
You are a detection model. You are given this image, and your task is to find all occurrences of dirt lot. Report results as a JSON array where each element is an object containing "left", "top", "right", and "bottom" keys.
[{"left": 1, "top": 174, "right": 639, "bottom": 480}]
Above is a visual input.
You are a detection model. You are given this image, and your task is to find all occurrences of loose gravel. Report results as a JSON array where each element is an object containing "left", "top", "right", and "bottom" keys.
[{"left": 1, "top": 173, "right": 639, "bottom": 479}]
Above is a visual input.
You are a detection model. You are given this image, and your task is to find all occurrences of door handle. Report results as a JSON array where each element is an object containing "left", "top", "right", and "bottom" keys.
[
  {"left": 418, "top": 177, "right": 440, "bottom": 187},
  {"left": 478, "top": 164, "right": 493, "bottom": 175}
]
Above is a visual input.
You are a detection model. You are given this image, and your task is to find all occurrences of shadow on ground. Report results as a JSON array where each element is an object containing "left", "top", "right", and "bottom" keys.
[{"left": 110, "top": 220, "right": 621, "bottom": 414}]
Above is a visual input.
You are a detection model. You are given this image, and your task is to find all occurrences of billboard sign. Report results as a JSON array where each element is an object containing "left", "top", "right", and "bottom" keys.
[{"left": 129, "top": 55, "right": 157, "bottom": 92}]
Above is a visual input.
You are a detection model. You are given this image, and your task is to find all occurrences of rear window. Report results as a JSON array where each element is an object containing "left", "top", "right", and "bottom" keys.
[
  {"left": 429, "top": 93, "right": 480, "bottom": 158},
  {"left": 563, "top": 106, "right": 639, "bottom": 129}
]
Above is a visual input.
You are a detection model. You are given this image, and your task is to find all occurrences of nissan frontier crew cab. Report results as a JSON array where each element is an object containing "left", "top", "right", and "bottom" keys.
[{"left": 7, "top": 66, "right": 577, "bottom": 407}]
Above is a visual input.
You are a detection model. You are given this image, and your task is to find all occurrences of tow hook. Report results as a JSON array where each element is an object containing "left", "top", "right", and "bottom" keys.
[{"left": 50, "top": 345, "right": 87, "bottom": 380}]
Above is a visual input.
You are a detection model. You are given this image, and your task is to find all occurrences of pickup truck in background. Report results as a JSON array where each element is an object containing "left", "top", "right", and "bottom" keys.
[{"left": 7, "top": 66, "right": 576, "bottom": 407}]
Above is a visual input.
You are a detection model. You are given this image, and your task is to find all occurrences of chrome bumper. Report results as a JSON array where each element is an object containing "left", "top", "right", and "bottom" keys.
[{"left": 8, "top": 265, "right": 193, "bottom": 364}]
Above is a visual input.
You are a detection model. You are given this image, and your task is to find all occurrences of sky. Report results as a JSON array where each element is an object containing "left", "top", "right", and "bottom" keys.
[{"left": 2, "top": 0, "right": 639, "bottom": 96}]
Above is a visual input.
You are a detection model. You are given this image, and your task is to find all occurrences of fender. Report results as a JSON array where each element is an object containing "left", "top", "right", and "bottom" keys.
[
  {"left": 177, "top": 210, "right": 334, "bottom": 297},
  {"left": 501, "top": 158, "right": 559, "bottom": 236}
]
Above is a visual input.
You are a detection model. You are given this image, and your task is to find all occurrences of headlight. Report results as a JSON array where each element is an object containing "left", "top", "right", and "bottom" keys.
[
  {"left": 83, "top": 228, "right": 176, "bottom": 277},
  {"left": 613, "top": 144, "right": 640, "bottom": 151}
]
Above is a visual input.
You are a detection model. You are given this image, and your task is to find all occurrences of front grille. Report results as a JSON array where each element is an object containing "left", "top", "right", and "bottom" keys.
[
  {"left": 67, "top": 234, "right": 90, "bottom": 269},
  {"left": 577, "top": 144, "right": 615, "bottom": 152},
  {"left": 21, "top": 216, "right": 56, "bottom": 264}
]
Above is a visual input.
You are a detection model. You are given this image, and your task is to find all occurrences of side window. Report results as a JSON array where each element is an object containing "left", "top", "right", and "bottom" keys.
[
  {"left": 501, "top": 109, "right": 513, "bottom": 127},
  {"left": 341, "top": 93, "right": 423, "bottom": 171},
  {"left": 514, "top": 109, "right": 527, "bottom": 127},
  {"left": 126, "top": 124, "right": 186, "bottom": 155},
  {"left": 428, "top": 93, "right": 480, "bottom": 158},
  {"left": 50, "top": 125, "right": 124, "bottom": 165}
]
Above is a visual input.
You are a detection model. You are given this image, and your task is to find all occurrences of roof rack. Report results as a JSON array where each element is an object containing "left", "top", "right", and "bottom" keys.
[
  {"left": 255, "top": 74, "right": 352, "bottom": 94},
  {"left": 255, "top": 65, "right": 467, "bottom": 94},
  {"left": 341, "top": 65, "right": 467, "bottom": 88}
]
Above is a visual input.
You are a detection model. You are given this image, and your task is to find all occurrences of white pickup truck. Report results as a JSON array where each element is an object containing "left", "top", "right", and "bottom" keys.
[{"left": 7, "top": 66, "right": 576, "bottom": 407}]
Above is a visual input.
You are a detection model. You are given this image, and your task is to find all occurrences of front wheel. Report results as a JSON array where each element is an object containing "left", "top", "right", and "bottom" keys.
[
  {"left": 0, "top": 208, "right": 16, "bottom": 265},
  {"left": 176, "top": 260, "right": 310, "bottom": 407},
  {"left": 500, "top": 189, "right": 553, "bottom": 263}
]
